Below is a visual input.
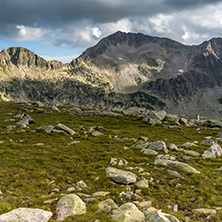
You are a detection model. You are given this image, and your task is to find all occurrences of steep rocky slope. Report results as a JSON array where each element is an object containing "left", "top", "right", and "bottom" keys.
[{"left": 1, "top": 32, "right": 222, "bottom": 118}]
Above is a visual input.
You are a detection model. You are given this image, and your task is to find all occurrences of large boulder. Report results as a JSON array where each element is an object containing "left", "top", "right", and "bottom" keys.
[
  {"left": 154, "top": 159, "right": 201, "bottom": 174},
  {"left": 0, "top": 208, "right": 52, "bottom": 222},
  {"left": 105, "top": 167, "right": 137, "bottom": 185},
  {"left": 55, "top": 194, "right": 86, "bottom": 221},
  {"left": 202, "top": 143, "right": 222, "bottom": 159},
  {"left": 111, "top": 203, "right": 145, "bottom": 222}
]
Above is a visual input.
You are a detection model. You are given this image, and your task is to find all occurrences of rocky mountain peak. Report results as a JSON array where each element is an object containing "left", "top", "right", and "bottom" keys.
[{"left": 0, "top": 47, "right": 64, "bottom": 69}]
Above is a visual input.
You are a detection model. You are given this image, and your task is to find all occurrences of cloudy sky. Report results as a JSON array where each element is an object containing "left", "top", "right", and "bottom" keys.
[{"left": 0, "top": 0, "right": 222, "bottom": 62}]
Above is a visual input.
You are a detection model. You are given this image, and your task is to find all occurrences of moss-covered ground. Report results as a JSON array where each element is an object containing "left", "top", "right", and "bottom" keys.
[{"left": 0, "top": 102, "right": 222, "bottom": 221}]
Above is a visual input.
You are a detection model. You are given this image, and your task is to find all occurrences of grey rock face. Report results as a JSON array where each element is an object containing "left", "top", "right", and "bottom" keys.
[
  {"left": 105, "top": 167, "right": 137, "bottom": 185},
  {"left": 0, "top": 208, "right": 52, "bottom": 222}
]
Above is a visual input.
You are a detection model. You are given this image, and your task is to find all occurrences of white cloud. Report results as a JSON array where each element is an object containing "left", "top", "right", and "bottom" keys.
[
  {"left": 100, "top": 18, "right": 133, "bottom": 36},
  {"left": 92, "top": 27, "right": 102, "bottom": 38},
  {"left": 15, "top": 25, "right": 45, "bottom": 41}
]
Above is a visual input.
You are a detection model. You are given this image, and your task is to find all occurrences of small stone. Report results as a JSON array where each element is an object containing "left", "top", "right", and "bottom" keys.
[
  {"left": 135, "top": 180, "right": 149, "bottom": 189},
  {"left": 50, "top": 188, "right": 59, "bottom": 193},
  {"left": 168, "top": 143, "right": 179, "bottom": 151},
  {"left": 32, "top": 143, "right": 44, "bottom": 146},
  {"left": 92, "top": 131, "right": 104, "bottom": 136},
  {"left": 76, "top": 180, "right": 88, "bottom": 188},
  {"left": 68, "top": 141, "right": 80, "bottom": 145},
  {"left": 137, "top": 201, "right": 152, "bottom": 209},
  {"left": 173, "top": 204, "right": 178, "bottom": 212}
]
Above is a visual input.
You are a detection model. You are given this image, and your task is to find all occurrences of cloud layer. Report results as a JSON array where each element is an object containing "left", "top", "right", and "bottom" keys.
[{"left": 0, "top": 0, "right": 222, "bottom": 52}]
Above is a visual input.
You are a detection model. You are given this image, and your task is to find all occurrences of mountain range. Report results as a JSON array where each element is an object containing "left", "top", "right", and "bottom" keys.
[{"left": 1, "top": 31, "right": 222, "bottom": 118}]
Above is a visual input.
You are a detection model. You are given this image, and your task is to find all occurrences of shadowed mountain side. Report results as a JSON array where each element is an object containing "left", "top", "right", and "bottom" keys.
[{"left": 0, "top": 78, "right": 165, "bottom": 110}]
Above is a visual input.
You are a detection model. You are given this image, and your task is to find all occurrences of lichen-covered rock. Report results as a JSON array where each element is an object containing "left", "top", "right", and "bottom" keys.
[
  {"left": 0, "top": 208, "right": 52, "bottom": 222},
  {"left": 98, "top": 198, "right": 118, "bottom": 210},
  {"left": 105, "top": 167, "right": 137, "bottom": 185},
  {"left": 149, "top": 141, "right": 168, "bottom": 153},
  {"left": 154, "top": 159, "right": 201, "bottom": 174},
  {"left": 111, "top": 203, "right": 145, "bottom": 222},
  {"left": 143, "top": 209, "right": 180, "bottom": 222},
  {"left": 55, "top": 194, "right": 86, "bottom": 221}
]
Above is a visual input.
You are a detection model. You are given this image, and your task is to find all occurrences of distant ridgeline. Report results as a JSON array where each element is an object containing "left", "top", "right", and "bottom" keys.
[{"left": 1, "top": 31, "right": 222, "bottom": 118}]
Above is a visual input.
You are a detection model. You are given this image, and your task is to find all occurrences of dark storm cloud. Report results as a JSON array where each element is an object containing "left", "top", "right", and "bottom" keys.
[
  {"left": 0, "top": 0, "right": 219, "bottom": 29},
  {"left": 0, "top": 0, "right": 222, "bottom": 50}
]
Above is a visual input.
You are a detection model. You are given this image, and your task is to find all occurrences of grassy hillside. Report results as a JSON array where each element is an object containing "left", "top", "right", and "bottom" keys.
[{"left": 0, "top": 102, "right": 221, "bottom": 221}]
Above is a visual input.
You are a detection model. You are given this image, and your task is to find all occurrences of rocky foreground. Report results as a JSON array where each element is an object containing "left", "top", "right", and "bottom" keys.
[{"left": 0, "top": 103, "right": 222, "bottom": 221}]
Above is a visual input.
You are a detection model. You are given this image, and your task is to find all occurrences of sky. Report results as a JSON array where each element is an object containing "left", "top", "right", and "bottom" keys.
[{"left": 0, "top": 0, "right": 222, "bottom": 63}]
